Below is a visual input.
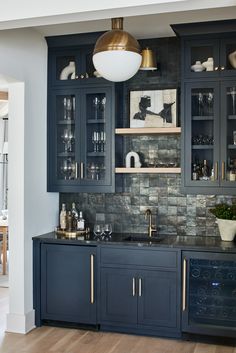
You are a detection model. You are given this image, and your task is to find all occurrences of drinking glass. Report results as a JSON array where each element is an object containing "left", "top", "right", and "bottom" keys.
[
  {"left": 93, "top": 224, "right": 104, "bottom": 240},
  {"left": 103, "top": 224, "right": 112, "bottom": 239}
]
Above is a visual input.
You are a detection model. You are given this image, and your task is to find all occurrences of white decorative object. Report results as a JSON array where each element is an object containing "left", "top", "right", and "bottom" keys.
[
  {"left": 202, "top": 57, "right": 214, "bottom": 71},
  {"left": 60, "top": 61, "right": 76, "bottom": 80},
  {"left": 228, "top": 50, "right": 236, "bottom": 69},
  {"left": 125, "top": 151, "right": 141, "bottom": 168},
  {"left": 217, "top": 218, "right": 236, "bottom": 241},
  {"left": 191, "top": 61, "right": 205, "bottom": 72}
]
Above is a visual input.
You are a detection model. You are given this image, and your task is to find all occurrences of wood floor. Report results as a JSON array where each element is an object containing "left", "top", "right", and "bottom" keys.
[{"left": 0, "top": 288, "right": 235, "bottom": 353}]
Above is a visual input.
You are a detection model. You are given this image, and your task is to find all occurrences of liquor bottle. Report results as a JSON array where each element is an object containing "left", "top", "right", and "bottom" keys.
[
  {"left": 202, "top": 160, "right": 210, "bottom": 180},
  {"left": 67, "top": 211, "right": 73, "bottom": 232},
  {"left": 77, "top": 211, "right": 85, "bottom": 231},
  {"left": 192, "top": 163, "right": 198, "bottom": 180},
  {"left": 59, "top": 203, "right": 67, "bottom": 230},
  {"left": 71, "top": 202, "right": 79, "bottom": 230}
]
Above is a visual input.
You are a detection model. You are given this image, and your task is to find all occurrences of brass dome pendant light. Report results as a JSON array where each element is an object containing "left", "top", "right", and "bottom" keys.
[
  {"left": 93, "top": 18, "right": 142, "bottom": 82},
  {"left": 140, "top": 48, "right": 157, "bottom": 71}
]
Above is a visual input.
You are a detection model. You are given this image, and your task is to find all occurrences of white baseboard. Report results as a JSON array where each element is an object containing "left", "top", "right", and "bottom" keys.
[{"left": 6, "top": 309, "right": 35, "bottom": 334}]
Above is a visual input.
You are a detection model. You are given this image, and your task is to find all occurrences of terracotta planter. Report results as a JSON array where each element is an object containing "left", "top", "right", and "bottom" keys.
[{"left": 217, "top": 218, "right": 236, "bottom": 241}]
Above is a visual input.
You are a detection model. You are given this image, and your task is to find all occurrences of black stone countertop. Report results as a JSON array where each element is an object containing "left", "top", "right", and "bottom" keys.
[{"left": 33, "top": 232, "right": 236, "bottom": 253}]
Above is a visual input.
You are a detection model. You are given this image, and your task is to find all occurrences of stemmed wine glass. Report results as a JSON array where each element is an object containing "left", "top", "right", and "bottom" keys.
[
  {"left": 103, "top": 224, "right": 112, "bottom": 240},
  {"left": 61, "top": 128, "right": 74, "bottom": 152},
  {"left": 61, "top": 158, "right": 73, "bottom": 180},
  {"left": 230, "top": 87, "right": 236, "bottom": 115},
  {"left": 93, "top": 224, "right": 104, "bottom": 240},
  {"left": 206, "top": 92, "right": 214, "bottom": 116},
  {"left": 197, "top": 92, "right": 204, "bottom": 116}
]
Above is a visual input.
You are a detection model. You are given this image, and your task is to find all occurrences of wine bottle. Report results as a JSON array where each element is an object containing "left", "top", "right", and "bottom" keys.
[
  {"left": 202, "top": 159, "right": 210, "bottom": 180},
  {"left": 71, "top": 202, "right": 79, "bottom": 230},
  {"left": 77, "top": 211, "right": 85, "bottom": 231}
]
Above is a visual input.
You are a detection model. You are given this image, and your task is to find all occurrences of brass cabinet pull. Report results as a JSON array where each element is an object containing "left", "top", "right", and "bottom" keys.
[
  {"left": 214, "top": 162, "right": 218, "bottom": 181},
  {"left": 221, "top": 161, "right": 225, "bottom": 181},
  {"left": 90, "top": 254, "right": 94, "bottom": 304},
  {"left": 75, "top": 162, "right": 78, "bottom": 179},
  {"left": 132, "top": 278, "right": 136, "bottom": 297},
  {"left": 138, "top": 278, "right": 142, "bottom": 297},
  {"left": 182, "top": 258, "right": 187, "bottom": 311},
  {"left": 80, "top": 162, "right": 84, "bottom": 180}
]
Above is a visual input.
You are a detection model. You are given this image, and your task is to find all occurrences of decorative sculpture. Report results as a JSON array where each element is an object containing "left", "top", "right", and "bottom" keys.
[
  {"left": 60, "top": 61, "right": 76, "bottom": 80},
  {"left": 125, "top": 151, "right": 141, "bottom": 168},
  {"left": 228, "top": 50, "right": 236, "bottom": 69}
]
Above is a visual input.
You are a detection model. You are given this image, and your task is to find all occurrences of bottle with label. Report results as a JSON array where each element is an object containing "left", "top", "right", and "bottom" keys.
[
  {"left": 202, "top": 159, "right": 210, "bottom": 180},
  {"left": 71, "top": 202, "right": 79, "bottom": 230},
  {"left": 60, "top": 203, "right": 67, "bottom": 230},
  {"left": 77, "top": 211, "right": 85, "bottom": 231}
]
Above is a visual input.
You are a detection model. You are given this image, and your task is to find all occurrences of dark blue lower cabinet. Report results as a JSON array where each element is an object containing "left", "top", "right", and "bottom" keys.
[
  {"left": 100, "top": 266, "right": 180, "bottom": 336},
  {"left": 41, "top": 244, "right": 97, "bottom": 325}
]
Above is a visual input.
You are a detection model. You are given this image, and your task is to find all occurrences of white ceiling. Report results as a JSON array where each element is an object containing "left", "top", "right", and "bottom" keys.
[{"left": 33, "top": 7, "right": 236, "bottom": 39}]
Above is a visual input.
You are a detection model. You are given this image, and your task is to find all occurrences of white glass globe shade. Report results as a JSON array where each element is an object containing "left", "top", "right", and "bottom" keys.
[{"left": 93, "top": 50, "right": 142, "bottom": 82}]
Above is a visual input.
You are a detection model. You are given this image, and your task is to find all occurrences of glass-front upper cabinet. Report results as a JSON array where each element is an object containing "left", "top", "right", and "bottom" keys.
[
  {"left": 48, "top": 86, "right": 115, "bottom": 193},
  {"left": 184, "top": 38, "right": 236, "bottom": 79},
  {"left": 221, "top": 81, "right": 236, "bottom": 186},
  {"left": 184, "top": 82, "right": 220, "bottom": 187},
  {"left": 48, "top": 47, "right": 103, "bottom": 86}
]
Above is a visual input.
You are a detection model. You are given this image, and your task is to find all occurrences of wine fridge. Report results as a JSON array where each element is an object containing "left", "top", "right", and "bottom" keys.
[{"left": 182, "top": 251, "right": 236, "bottom": 338}]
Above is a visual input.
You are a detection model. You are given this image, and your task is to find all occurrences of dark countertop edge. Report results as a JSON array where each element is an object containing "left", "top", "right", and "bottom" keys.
[{"left": 32, "top": 233, "right": 236, "bottom": 253}]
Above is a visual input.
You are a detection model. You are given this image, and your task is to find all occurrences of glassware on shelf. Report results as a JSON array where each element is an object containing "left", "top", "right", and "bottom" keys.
[
  {"left": 92, "top": 131, "right": 106, "bottom": 152},
  {"left": 100, "top": 97, "right": 106, "bottom": 119},
  {"left": 92, "top": 96, "right": 100, "bottom": 120},
  {"left": 206, "top": 92, "right": 214, "bottom": 116},
  {"left": 60, "top": 158, "right": 74, "bottom": 180},
  {"left": 229, "top": 87, "right": 236, "bottom": 115},
  {"left": 100, "top": 131, "right": 106, "bottom": 152},
  {"left": 61, "top": 128, "right": 74, "bottom": 152},
  {"left": 197, "top": 92, "right": 204, "bottom": 116}
]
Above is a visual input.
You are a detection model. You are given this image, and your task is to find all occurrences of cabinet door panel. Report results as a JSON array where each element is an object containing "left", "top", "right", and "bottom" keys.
[
  {"left": 100, "top": 268, "right": 138, "bottom": 324},
  {"left": 220, "top": 80, "right": 236, "bottom": 187},
  {"left": 41, "top": 244, "right": 96, "bottom": 324},
  {"left": 184, "top": 81, "right": 220, "bottom": 188},
  {"left": 138, "top": 270, "right": 178, "bottom": 328}
]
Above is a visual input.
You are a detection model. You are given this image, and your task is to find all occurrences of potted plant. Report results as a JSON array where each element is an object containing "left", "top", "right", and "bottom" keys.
[{"left": 210, "top": 203, "right": 236, "bottom": 241}]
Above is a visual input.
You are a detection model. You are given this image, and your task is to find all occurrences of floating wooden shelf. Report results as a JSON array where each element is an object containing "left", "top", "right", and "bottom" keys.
[
  {"left": 115, "top": 127, "right": 181, "bottom": 135},
  {"left": 115, "top": 167, "right": 181, "bottom": 174}
]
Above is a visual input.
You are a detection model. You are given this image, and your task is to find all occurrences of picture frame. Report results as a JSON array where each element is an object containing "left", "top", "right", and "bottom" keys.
[{"left": 130, "top": 89, "right": 177, "bottom": 128}]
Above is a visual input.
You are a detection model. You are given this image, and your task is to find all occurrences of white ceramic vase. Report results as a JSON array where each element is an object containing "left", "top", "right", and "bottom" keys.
[
  {"left": 202, "top": 57, "right": 214, "bottom": 71},
  {"left": 60, "top": 61, "right": 76, "bottom": 80},
  {"left": 228, "top": 50, "right": 236, "bottom": 69},
  {"left": 217, "top": 218, "right": 236, "bottom": 241},
  {"left": 191, "top": 61, "right": 205, "bottom": 72}
]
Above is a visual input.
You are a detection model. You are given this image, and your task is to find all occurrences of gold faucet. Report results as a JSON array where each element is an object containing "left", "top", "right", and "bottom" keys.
[{"left": 145, "top": 209, "right": 157, "bottom": 238}]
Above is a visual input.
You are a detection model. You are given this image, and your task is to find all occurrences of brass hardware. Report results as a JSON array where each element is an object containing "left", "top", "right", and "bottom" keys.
[
  {"left": 138, "top": 278, "right": 142, "bottom": 297},
  {"left": 93, "top": 18, "right": 141, "bottom": 55},
  {"left": 140, "top": 48, "right": 157, "bottom": 71},
  {"left": 214, "top": 66, "right": 219, "bottom": 71},
  {"left": 132, "top": 278, "right": 136, "bottom": 297},
  {"left": 90, "top": 254, "right": 94, "bottom": 304},
  {"left": 145, "top": 209, "right": 157, "bottom": 238},
  {"left": 80, "top": 162, "right": 84, "bottom": 179},
  {"left": 222, "top": 161, "right": 225, "bottom": 180},
  {"left": 214, "top": 162, "right": 218, "bottom": 181},
  {"left": 182, "top": 258, "right": 187, "bottom": 311},
  {"left": 75, "top": 162, "right": 78, "bottom": 179},
  {"left": 221, "top": 66, "right": 225, "bottom": 71}
]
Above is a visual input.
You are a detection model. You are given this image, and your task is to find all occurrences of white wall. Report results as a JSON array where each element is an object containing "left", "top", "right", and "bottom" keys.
[{"left": 0, "top": 28, "right": 59, "bottom": 333}]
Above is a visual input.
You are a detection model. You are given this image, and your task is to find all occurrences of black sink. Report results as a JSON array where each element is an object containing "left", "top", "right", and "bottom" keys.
[{"left": 124, "top": 235, "right": 164, "bottom": 243}]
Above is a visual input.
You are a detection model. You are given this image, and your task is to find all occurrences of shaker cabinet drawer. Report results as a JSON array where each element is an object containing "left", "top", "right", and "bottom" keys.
[{"left": 100, "top": 247, "right": 178, "bottom": 269}]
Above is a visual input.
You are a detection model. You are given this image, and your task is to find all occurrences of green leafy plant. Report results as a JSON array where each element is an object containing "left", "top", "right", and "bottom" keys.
[{"left": 210, "top": 203, "right": 236, "bottom": 220}]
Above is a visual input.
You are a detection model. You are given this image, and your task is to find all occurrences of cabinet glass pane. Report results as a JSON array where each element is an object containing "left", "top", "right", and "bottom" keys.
[
  {"left": 56, "top": 56, "right": 76, "bottom": 81},
  {"left": 85, "top": 93, "right": 107, "bottom": 181},
  {"left": 56, "top": 95, "right": 76, "bottom": 180},
  {"left": 189, "top": 258, "right": 236, "bottom": 327},
  {"left": 191, "top": 88, "right": 215, "bottom": 181},
  {"left": 225, "top": 85, "right": 236, "bottom": 182}
]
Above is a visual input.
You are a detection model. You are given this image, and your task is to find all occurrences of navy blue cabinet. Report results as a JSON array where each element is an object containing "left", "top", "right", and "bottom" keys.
[
  {"left": 182, "top": 251, "right": 236, "bottom": 338},
  {"left": 100, "top": 246, "right": 181, "bottom": 337},
  {"left": 40, "top": 243, "right": 97, "bottom": 325},
  {"left": 47, "top": 33, "right": 123, "bottom": 193}
]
